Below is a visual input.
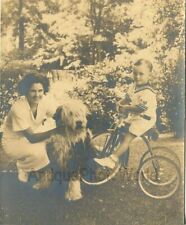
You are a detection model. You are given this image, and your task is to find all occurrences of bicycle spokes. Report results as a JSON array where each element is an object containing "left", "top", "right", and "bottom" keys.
[{"left": 138, "top": 156, "right": 181, "bottom": 199}]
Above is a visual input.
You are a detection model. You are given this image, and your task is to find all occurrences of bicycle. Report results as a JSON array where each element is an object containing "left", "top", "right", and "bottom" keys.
[{"left": 81, "top": 121, "right": 181, "bottom": 199}]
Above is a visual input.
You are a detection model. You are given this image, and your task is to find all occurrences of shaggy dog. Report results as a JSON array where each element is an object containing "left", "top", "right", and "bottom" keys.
[{"left": 48, "top": 99, "right": 93, "bottom": 201}]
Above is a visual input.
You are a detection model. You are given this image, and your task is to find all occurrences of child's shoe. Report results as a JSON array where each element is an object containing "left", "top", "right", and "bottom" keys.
[{"left": 94, "top": 155, "right": 119, "bottom": 169}]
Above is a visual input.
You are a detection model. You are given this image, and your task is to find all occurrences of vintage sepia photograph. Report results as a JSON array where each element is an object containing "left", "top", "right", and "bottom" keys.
[{"left": 0, "top": 0, "right": 185, "bottom": 225}]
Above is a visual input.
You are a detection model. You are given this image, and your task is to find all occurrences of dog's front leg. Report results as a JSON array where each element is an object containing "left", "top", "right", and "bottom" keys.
[{"left": 65, "top": 173, "right": 82, "bottom": 201}]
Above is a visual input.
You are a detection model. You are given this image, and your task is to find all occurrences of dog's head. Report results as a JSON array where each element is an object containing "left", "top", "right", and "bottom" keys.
[{"left": 53, "top": 99, "right": 89, "bottom": 131}]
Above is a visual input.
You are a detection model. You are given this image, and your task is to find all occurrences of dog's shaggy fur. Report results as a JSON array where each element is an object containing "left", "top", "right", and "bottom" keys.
[{"left": 48, "top": 99, "right": 93, "bottom": 201}]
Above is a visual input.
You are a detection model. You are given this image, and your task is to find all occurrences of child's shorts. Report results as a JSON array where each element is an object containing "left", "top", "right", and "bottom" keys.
[{"left": 129, "top": 117, "right": 156, "bottom": 137}]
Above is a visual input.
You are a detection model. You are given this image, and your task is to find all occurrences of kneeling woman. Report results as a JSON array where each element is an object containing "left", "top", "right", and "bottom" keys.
[{"left": 2, "top": 73, "right": 59, "bottom": 189}]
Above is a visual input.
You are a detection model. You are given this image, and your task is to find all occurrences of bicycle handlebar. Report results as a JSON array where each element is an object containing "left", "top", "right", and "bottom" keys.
[{"left": 140, "top": 114, "right": 151, "bottom": 120}]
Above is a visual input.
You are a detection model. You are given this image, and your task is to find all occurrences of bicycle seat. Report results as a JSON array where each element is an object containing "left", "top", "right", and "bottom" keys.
[{"left": 144, "top": 127, "right": 159, "bottom": 141}]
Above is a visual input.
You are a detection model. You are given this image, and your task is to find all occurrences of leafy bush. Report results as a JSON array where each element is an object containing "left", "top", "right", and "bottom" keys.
[
  {"left": 0, "top": 0, "right": 184, "bottom": 137},
  {"left": 69, "top": 61, "right": 170, "bottom": 133},
  {"left": 161, "top": 54, "right": 185, "bottom": 137},
  {"left": 0, "top": 58, "right": 184, "bottom": 137},
  {"left": 0, "top": 75, "right": 20, "bottom": 128}
]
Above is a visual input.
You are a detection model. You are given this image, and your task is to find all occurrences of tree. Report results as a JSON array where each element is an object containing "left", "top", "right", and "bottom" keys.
[
  {"left": 18, "top": 0, "right": 24, "bottom": 51},
  {"left": 1, "top": 0, "right": 184, "bottom": 135}
]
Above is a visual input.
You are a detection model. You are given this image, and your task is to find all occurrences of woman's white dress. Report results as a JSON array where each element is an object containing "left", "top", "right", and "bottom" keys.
[{"left": 2, "top": 95, "right": 57, "bottom": 172}]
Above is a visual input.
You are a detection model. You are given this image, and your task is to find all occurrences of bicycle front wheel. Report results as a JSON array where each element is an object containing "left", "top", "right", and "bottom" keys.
[
  {"left": 91, "top": 131, "right": 121, "bottom": 157},
  {"left": 138, "top": 155, "right": 181, "bottom": 199},
  {"left": 81, "top": 162, "right": 121, "bottom": 185},
  {"left": 91, "top": 132, "right": 112, "bottom": 155},
  {"left": 82, "top": 131, "right": 121, "bottom": 185}
]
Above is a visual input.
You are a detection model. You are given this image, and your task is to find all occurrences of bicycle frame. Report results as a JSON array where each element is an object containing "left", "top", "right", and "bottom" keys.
[
  {"left": 100, "top": 125, "right": 160, "bottom": 180},
  {"left": 101, "top": 126, "right": 124, "bottom": 156},
  {"left": 83, "top": 125, "right": 181, "bottom": 199},
  {"left": 141, "top": 135, "right": 160, "bottom": 180}
]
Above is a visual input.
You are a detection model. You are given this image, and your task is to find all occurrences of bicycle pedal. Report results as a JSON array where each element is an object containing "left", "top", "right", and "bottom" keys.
[{"left": 107, "top": 129, "right": 114, "bottom": 132}]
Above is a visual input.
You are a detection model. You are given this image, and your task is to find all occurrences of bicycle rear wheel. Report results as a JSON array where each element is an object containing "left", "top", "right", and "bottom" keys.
[
  {"left": 138, "top": 155, "right": 181, "bottom": 199},
  {"left": 140, "top": 147, "right": 180, "bottom": 185},
  {"left": 140, "top": 146, "right": 181, "bottom": 167}
]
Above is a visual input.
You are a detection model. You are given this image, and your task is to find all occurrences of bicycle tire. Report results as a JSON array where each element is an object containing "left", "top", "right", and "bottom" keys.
[
  {"left": 140, "top": 146, "right": 181, "bottom": 168},
  {"left": 140, "top": 146, "right": 180, "bottom": 186},
  {"left": 138, "top": 155, "right": 181, "bottom": 199},
  {"left": 81, "top": 163, "right": 121, "bottom": 185}
]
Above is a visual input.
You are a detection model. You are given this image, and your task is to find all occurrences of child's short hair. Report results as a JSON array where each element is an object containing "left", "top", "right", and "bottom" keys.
[{"left": 134, "top": 59, "right": 153, "bottom": 72}]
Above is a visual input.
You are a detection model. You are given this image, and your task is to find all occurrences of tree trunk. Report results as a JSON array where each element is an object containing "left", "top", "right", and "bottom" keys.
[
  {"left": 89, "top": 0, "right": 104, "bottom": 64},
  {"left": 18, "top": 0, "right": 24, "bottom": 51}
]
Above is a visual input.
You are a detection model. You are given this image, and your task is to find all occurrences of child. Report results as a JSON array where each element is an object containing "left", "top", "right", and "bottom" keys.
[{"left": 94, "top": 59, "right": 157, "bottom": 169}]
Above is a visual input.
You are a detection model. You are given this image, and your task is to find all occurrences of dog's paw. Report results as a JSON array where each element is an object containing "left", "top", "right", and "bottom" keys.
[
  {"left": 32, "top": 179, "right": 51, "bottom": 190},
  {"left": 65, "top": 190, "right": 83, "bottom": 201},
  {"left": 32, "top": 170, "right": 53, "bottom": 190},
  {"left": 65, "top": 179, "right": 83, "bottom": 201}
]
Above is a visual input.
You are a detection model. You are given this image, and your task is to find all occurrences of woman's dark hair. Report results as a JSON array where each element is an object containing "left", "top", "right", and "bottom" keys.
[{"left": 17, "top": 73, "right": 49, "bottom": 96}]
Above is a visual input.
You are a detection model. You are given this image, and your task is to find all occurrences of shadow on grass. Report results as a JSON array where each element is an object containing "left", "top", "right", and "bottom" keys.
[{"left": 0, "top": 137, "right": 184, "bottom": 225}]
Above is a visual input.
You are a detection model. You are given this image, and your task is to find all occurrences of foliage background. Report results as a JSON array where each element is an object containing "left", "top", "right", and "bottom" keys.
[{"left": 0, "top": 0, "right": 185, "bottom": 136}]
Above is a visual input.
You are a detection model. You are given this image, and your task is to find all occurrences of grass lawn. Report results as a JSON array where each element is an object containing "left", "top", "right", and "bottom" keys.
[{"left": 0, "top": 135, "right": 184, "bottom": 225}]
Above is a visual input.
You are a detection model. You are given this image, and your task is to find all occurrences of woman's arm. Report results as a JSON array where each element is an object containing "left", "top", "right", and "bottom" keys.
[{"left": 21, "top": 127, "right": 58, "bottom": 143}]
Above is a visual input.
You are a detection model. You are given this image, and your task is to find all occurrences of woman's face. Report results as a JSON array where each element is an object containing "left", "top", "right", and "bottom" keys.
[{"left": 26, "top": 83, "right": 44, "bottom": 105}]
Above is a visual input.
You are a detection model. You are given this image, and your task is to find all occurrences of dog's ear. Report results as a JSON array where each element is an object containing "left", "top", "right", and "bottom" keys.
[
  {"left": 85, "top": 105, "right": 91, "bottom": 116},
  {"left": 86, "top": 108, "right": 91, "bottom": 116},
  {"left": 53, "top": 106, "right": 63, "bottom": 126}
]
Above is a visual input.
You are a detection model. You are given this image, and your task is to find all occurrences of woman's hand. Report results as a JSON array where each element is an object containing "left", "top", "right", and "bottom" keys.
[{"left": 55, "top": 124, "right": 65, "bottom": 134}]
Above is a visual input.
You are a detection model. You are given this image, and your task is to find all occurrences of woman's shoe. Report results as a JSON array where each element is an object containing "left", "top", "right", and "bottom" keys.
[{"left": 18, "top": 169, "right": 29, "bottom": 183}]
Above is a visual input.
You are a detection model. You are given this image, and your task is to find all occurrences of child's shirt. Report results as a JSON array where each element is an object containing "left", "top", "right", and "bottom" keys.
[{"left": 124, "top": 84, "right": 157, "bottom": 124}]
